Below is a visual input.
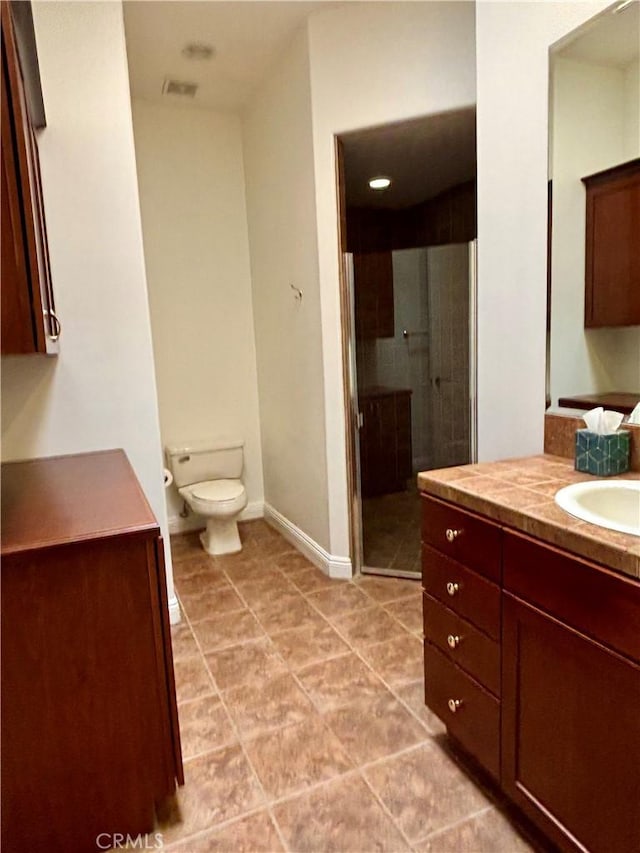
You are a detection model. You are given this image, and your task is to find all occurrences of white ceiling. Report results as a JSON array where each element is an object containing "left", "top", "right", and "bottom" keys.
[
  {"left": 342, "top": 109, "right": 477, "bottom": 209},
  {"left": 123, "top": 1, "right": 338, "bottom": 112},
  {"left": 556, "top": 0, "right": 639, "bottom": 67}
]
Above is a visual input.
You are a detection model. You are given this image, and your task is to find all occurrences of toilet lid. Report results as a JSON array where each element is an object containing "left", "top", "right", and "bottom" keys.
[{"left": 191, "top": 479, "right": 245, "bottom": 502}]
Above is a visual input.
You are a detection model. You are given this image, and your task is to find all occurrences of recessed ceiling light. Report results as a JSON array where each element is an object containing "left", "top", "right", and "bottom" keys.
[
  {"left": 613, "top": 0, "right": 635, "bottom": 13},
  {"left": 369, "top": 176, "right": 391, "bottom": 190},
  {"left": 182, "top": 42, "right": 215, "bottom": 60}
]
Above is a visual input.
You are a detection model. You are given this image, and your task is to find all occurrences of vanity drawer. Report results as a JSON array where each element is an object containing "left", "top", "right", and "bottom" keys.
[
  {"left": 424, "top": 640, "right": 500, "bottom": 780},
  {"left": 421, "top": 494, "right": 501, "bottom": 582},
  {"left": 423, "top": 593, "right": 500, "bottom": 697},
  {"left": 504, "top": 531, "right": 640, "bottom": 662},
  {"left": 422, "top": 544, "right": 501, "bottom": 641}
]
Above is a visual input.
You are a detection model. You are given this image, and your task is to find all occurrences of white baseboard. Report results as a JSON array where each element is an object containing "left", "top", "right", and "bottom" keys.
[
  {"left": 263, "top": 503, "right": 352, "bottom": 580},
  {"left": 168, "top": 500, "right": 264, "bottom": 535}
]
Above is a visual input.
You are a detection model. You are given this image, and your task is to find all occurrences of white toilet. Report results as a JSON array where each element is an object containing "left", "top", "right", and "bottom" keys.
[{"left": 166, "top": 438, "right": 248, "bottom": 555}]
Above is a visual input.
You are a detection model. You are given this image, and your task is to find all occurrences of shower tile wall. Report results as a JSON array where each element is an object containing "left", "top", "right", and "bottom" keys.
[
  {"left": 426, "top": 244, "right": 470, "bottom": 470},
  {"left": 356, "top": 249, "right": 431, "bottom": 473}
]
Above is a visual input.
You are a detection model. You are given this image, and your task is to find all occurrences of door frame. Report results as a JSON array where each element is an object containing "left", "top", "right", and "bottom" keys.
[
  {"left": 335, "top": 137, "right": 478, "bottom": 578},
  {"left": 335, "top": 137, "right": 363, "bottom": 576}
]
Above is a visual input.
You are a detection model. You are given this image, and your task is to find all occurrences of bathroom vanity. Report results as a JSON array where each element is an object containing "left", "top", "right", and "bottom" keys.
[
  {"left": 1, "top": 450, "right": 183, "bottom": 853},
  {"left": 419, "top": 457, "right": 640, "bottom": 853}
]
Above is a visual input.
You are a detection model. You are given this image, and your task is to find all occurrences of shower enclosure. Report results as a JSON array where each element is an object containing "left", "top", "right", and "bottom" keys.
[{"left": 347, "top": 241, "right": 477, "bottom": 578}]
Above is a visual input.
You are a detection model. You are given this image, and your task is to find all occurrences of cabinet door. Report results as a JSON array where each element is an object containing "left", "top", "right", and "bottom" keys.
[
  {"left": 502, "top": 593, "right": 640, "bottom": 853},
  {"left": 353, "top": 251, "right": 394, "bottom": 339},
  {"left": 359, "top": 398, "right": 377, "bottom": 498},
  {"left": 583, "top": 161, "right": 640, "bottom": 328},
  {"left": 1, "top": 2, "right": 56, "bottom": 354}
]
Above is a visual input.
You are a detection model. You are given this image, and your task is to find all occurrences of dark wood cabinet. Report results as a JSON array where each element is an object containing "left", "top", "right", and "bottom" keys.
[
  {"left": 582, "top": 159, "right": 640, "bottom": 328},
  {"left": 1, "top": 1, "right": 58, "bottom": 355},
  {"left": 1, "top": 450, "right": 183, "bottom": 853},
  {"left": 557, "top": 391, "right": 640, "bottom": 415},
  {"left": 421, "top": 495, "right": 502, "bottom": 779},
  {"left": 502, "top": 594, "right": 640, "bottom": 853},
  {"left": 346, "top": 180, "right": 476, "bottom": 253},
  {"left": 359, "top": 387, "right": 411, "bottom": 497},
  {"left": 502, "top": 531, "right": 640, "bottom": 853},
  {"left": 421, "top": 496, "right": 640, "bottom": 853},
  {"left": 353, "top": 251, "right": 394, "bottom": 339}
]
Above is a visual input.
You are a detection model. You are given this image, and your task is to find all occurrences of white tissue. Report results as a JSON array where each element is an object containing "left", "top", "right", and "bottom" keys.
[
  {"left": 163, "top": 467, "right": 173, "bottom": 488},
  {"left": 628, "top": 402, "right": 640, "bottom": 425},
  {"left": 583, "top": 406, "right": 624, "bottom": 435}
]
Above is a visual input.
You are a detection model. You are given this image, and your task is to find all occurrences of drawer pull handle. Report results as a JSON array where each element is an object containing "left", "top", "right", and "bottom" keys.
[
  {"left": 446, "top": 582, "right": 460, "bottom": 597},
  {"left": 447, "top": 698, "right": 463, "bottom": 714},
  {"left": 445, "top": 528, "right": 462, "bottom": 543},
  {"left": 447, "top": 634, "right": 461, "bottom": 649}
]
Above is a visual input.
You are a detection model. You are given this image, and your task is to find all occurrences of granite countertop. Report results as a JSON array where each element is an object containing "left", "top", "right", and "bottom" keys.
[{"left": 417, "top": 454, "right": 640, "bottom": 580}]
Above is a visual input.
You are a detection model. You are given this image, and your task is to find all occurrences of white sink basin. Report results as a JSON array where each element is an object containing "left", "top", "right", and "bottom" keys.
[{"left": 555, "top": 480, "right": 640, "bottom": 537}]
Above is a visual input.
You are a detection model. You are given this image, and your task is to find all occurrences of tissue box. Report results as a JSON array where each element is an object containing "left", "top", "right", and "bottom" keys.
[{"left": 575, "top": 429, "right": 630, "bottom": 476}]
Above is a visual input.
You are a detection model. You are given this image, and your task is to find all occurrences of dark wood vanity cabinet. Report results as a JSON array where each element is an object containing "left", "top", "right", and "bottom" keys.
[
  {"left": 353, "top": 250, "right": 394, "bottom": 339},
  {"left": 421, "top": 495, "right": 502, "bottom": 780},
  {"left": 1, "top": 1, "right": 58, "bottom": 354},
  {"left": 1, "top": 450, "right": 183, "bottom": 853},
  {"left": 582, "top": 159, "right": 640, "bottom": 328},
  {"left": 421, "top": 495, "right": 640, "bottom": 853},
  {"left": 502, "top": 531, "right": 640, "bottom": 853},
  {"left": 359, "top": 387, "right": 412, "bottom": 497}
]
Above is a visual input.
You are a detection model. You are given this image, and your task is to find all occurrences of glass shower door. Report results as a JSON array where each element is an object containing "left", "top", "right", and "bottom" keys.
[{"left": 350, "top": 242, "right": 477, "bottom": 578}]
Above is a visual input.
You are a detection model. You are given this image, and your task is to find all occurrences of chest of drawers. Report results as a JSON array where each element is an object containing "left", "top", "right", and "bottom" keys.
[{"left": 421, "top": 494, "right": 502, "bottom": 780}]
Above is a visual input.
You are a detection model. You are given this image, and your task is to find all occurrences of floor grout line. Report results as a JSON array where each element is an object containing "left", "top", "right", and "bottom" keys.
[{"left": 411, "top": 803, "right": 495, "bottom": 847}]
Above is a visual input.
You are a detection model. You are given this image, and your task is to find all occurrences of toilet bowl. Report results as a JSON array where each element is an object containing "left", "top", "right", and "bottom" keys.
[
  {"left": 179, "top": 479, "right": 247, "bottom": 555},
  {"left": 166, "top": 438, "right": 248, "bottom": 556}
]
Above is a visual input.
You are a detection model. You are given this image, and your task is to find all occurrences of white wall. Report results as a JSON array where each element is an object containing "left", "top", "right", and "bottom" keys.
[
  {"left": 624, "top": 61, "right": 640, "bottom": 156},
  {"left": 550, "top": 57, "right": 640, "bottom": 406},
  {"left": 131, "top": 100, "right": 264, "bottom": 529},
  {"left": 308, "top": 1, "right": 477, "bottom": 560},
  {"left": 475, "top": 0, "right": 610, "bottom": 461},
  {"left": 242, "top": 28, "right": 330, "bottom": 552},
  {"left": 0, "top": 2, "right": 178, "bottom": 619}
]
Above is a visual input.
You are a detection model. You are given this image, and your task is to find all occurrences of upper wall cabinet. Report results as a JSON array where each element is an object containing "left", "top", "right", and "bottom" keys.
[
  {"left": 1, "top": 1, "right": 59, "bottom": 355},
  {"left": 353, "top": 250, "right": 394, "bottom": 339},
  {"left": 582, "top": 159, "right": 640, "bottom": 329}
]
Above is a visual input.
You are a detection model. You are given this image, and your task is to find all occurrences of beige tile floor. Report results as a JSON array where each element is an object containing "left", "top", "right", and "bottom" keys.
[
  {"left": 159, "top": 520, "right": 535, "bottom": 852},
  {"left": 362, "top": 487, "right": 422, "bottom": 575}
]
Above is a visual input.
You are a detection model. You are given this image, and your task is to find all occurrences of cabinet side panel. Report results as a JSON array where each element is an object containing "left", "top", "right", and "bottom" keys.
[
  {"left": 0, "top": 3, "right": 48, "bottom": 352},
  {"left": 151, "top": 536, "right": 183, "bottom": 787},
  {"left": 1, "top": 537, "right": 165, "bottom": 852},
  {"left": 1, "top": 19, "right": 37, "bottom": 353}
]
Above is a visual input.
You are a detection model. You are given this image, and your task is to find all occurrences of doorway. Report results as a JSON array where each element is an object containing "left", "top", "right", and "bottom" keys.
[{"left": 337, "top": 112, "right": 478, "bottom": 578}]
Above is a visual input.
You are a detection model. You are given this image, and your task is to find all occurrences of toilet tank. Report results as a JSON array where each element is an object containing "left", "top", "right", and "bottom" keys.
[{"left": 166, "top": 438, "right": 244, "bottom": 488}]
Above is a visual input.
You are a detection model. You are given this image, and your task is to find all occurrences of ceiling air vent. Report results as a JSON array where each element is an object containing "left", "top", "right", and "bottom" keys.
[{"left": 162, "top": 78, "right": 198, "bottom": 98}]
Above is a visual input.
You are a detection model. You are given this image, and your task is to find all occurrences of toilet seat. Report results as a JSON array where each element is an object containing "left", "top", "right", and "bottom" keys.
[
  {"left": 191, "top": 480, "right": 245, "bottom": 502},
  {"left": 180, "top": 479, "right": 247, "bottom": 517}
]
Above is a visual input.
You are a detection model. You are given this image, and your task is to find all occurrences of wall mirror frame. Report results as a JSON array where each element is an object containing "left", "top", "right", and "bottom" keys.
[{"left": 546, "top": 0, "right": 640, "bottom": 418}]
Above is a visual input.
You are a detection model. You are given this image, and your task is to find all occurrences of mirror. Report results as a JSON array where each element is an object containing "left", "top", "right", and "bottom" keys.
[{"left": 547, "top": 0, "right": 640, "bottom": 416}]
